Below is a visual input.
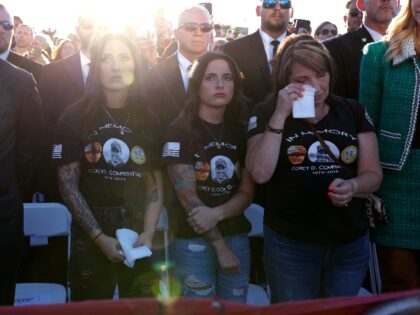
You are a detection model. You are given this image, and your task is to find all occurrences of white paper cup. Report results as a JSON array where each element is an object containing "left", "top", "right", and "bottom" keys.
[{"left": 292, "top": 85, "right": 316, "bottom": 118}]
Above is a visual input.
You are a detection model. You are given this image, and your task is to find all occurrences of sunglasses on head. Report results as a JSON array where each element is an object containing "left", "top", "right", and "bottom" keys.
[
  {"left": 349, "top": 8, "right": 362, "bottom": 17},
  {"left": 179, "top": 22, "right": 213, "bottom": 33},
  {"left": 320, "top": 29, "right": 337, "bottom": 36},
  {"left": 0, "top": 21, "right": 13, "bottom": 31},
  {"left": 262, "top": 0, "right": 292, "bottom": 9}
]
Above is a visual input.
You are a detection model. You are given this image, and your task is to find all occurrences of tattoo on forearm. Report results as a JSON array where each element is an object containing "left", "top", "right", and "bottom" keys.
[
  {"left": 186, "top": 200, "right": 205, "bottom": 212},
  {"left": 146, "top": 188, "right": 159, "bottom": 207},
  {"left": 206, "top": 228, "right": 223, "bottom": 242},
  {"left": 58, "top": 162, "right": 100, "bottom": 236},
  {"left": 168, "top": 164, "right": 196, "bottom": 190}
]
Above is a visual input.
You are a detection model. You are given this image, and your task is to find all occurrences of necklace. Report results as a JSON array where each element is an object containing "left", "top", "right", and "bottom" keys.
[
  {"left": 102, "top": 106, "right": 131, "bottom": 135},
  {"left": 200, "top": 118, "right": 224, "bottom": 149}
]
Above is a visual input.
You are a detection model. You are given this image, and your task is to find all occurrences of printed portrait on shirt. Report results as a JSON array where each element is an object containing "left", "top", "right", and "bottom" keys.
[
  {"left": 103, "top": 138, "right": 130, "bottom": 168},
  {"left": 210, "top": 155, "right": 234, "bottom": 184}
]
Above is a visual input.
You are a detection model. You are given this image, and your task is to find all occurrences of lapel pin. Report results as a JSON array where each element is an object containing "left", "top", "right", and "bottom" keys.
[{"left": 362, "top": 38, "right": 367, "bottom": 43}]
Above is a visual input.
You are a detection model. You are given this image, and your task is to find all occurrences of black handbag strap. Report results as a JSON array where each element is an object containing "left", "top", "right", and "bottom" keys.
[{"left": 305, "top": 121, "right": 353, "bottom": 176}]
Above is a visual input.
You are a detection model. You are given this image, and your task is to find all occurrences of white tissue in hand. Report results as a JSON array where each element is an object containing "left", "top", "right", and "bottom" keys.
[{"left": 116, "top": 228, "right": 152, "bottom": 268}]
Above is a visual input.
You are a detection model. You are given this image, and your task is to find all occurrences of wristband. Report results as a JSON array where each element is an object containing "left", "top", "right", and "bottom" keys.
[
  {"left": 266, "top": 124, "right": 283, "bottom": 134},
  {"left": 91, "top": 231, "right": 103, "bottom": 242}
]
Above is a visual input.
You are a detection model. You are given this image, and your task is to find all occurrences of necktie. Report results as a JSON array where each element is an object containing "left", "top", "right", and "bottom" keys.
[
  {"left": 271, "top": 40, "right": 280, "bottom": 61},
  {"left": 187, "top": 64, "right": 192, "bottom": 72}
]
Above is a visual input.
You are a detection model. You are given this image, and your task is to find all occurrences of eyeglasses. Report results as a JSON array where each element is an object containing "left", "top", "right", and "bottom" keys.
[
  {"left": 179, "top": 22, "right": 213, "bottom": 33},
  {"left": 0, "top": 21, "right": 13, "bottom": 31},
  {"left": 349, "top": 8, "right": 362, "bottom": 17},
  {"left": 320, "top": 29, "right": 338, "bottom": 36},
  {"left": 262, "top": 0, "right": 292, "bottom": 9}
]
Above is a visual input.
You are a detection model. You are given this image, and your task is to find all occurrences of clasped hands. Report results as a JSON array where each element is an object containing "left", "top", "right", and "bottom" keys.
[{"left": 328, "top": 178, "right": 357, "bottom": 207}]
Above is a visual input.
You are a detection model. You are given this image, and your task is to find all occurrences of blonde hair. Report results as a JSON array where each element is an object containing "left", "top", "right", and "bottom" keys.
[{"left": 385, "top": 0, "right": 419, "bottom": 61}]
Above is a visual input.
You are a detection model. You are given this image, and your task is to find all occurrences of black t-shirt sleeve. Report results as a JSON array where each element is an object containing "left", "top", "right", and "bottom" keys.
[
  {"left": 247, "top": 101, "right": 274, "bottom": 139},
  {"left": 143, "top": 111, "right": 163, "bottom": 171},
  {"left": 52, "top": 110, "right": 83, "bottom": 166},
  {"left": 162, "top": 121, "right": 193, "bottom": 165},
  {"left": 346, "top": 98, "right": 375, "bottom": 134}
]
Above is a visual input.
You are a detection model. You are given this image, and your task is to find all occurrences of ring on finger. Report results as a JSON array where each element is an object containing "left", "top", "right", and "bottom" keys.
[{"left": 285, "top": 86, "right": 290, "bottom": 93}]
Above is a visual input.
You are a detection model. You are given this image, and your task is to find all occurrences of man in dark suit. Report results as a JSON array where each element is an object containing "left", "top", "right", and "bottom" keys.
[
  {"left": 0, "top": 58, "right": 42, "bottom": 305},
  {"left": 324, "top": 0, "right": 400, "bottom": 100},
  {"left": 19, "top": 14, "right": 97, "bottom": 288},
  {"left": 224, "top": 0, "right": 292, "bottom": 108},
  {"left": 141, "top": 6, "right": 212, "bottom": 243},
  {"left": 0, "top": 4, "right": 42, "bottom": 83},
  {"left": 142, "top": 5, "right": 212, "bottom": 127},
  {"left": 36, "top": 13, "right": 96, "bottom": 202}
]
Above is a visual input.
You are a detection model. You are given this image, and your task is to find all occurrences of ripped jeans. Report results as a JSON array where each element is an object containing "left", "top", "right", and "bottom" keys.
[
  {"left": 173, "top": 234, "right": 250, "bottom": 303},
  {"left": 69, "top": 204, "right": 155, "bottom": 301}
]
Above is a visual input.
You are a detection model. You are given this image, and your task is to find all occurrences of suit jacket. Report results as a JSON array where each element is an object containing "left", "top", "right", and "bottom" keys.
[
  {"left": 360, "top": 39, "right": 420, "bottom": 171},
  {"left": 224, "top": 31, "right": 273, "bottom": 107},
  {"left": 324, "top": 26, "right": 374, "bottom": 100},
  {"left": 0, "top": 59, "right": 42, "bottom": 245},
  {"left": 36, "top": 52, "right": 85, "bottom": 201},
  {"left": 7, "top": 50, "right": 43, "bottom": 83},
  {"left": 141, "top": 53, "right": 186, "bottom": 128}
]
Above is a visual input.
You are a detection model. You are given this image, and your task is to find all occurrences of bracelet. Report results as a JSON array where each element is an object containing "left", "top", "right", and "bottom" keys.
[
  {"left": 266, "top": 124, "right": 283, "bottom": 134},
  {"left": 91, "top": 231, "right": 103, "bottom": 242}
]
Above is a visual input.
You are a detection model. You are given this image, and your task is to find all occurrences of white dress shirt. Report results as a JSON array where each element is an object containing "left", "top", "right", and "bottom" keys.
[
  {"left": 364, "top": 24, "right": 384, "bottom": 42},
  {"left": 177, "top": 51, "right": 193, "bottom": 91},
  {"left": 259, "top": 28, "right": 287, "bottom": 63},
  {"left": 80, "top": 51, "right": 90, "bottom": 86}
]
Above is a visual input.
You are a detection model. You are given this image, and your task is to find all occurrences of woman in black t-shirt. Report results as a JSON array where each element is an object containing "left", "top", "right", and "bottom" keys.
[
  {"left": 54, "top": 34, "right": 163, "bottom": 301},
  {"left": 246, "top": 35, "right": 383, "bottom": 303},
  {"left": 163, "top": 53, "right": 254, "bottom": 302}
]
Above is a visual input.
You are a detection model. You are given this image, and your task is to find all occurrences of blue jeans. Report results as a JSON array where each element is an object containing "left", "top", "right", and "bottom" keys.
[
  {"left": 173, "top": 234, "right": 250, "bottom": 303},
  {"left": 264, "top": 226, "right": 369, "bottom": 303}
]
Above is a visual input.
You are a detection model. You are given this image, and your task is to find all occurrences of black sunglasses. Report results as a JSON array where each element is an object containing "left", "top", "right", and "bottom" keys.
[
  {"left": 179, "top": 22, "right": 213, "bottom": 33},
  {"left": 262, "top": 0, "right": 292, "bottom": 9},
  {"left": 320, "top": 29, "right": 338, "bottom": 36},
  {"left": 349, "top": 8, "right": 362, "bottom": 17},
  {"left": 0, "top": 21, "right": 13, "bottom": 31}
]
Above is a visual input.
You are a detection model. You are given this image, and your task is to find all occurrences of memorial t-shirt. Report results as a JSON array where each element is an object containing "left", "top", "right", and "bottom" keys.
[
  {"left": 247, "top": 97, "right": 375, "bottom": 244},
  {"left": 52, "top": 101, "right": 161, "bottom": 208},
  {"left": 162, "top": 117, "right": 251, "bottom": 238}
]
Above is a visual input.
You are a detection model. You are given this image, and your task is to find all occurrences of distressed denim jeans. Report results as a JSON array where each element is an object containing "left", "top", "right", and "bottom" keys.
[
  {"left": 173, "top": 233, "right": 250, "bottom": 303},
  {"left": 264, "top": 225, "right": 370, "bottom": 303},
  {"left": 69, "top": 204, "right": 155, "bottom": 301}
]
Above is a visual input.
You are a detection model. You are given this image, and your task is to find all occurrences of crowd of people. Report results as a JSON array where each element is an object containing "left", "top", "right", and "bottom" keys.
[{"left": 1, "top": 0, "right": 419, "bottom": 308}]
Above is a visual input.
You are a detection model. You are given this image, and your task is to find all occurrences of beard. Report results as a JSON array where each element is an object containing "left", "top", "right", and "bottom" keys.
[{"left": 262, "top": 18, "right": 288, "bottom": 34}]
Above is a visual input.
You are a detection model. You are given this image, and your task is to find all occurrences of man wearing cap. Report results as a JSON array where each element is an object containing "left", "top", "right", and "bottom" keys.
[{"left": 224, "top": 0, "right": 293, "bottom": 110}]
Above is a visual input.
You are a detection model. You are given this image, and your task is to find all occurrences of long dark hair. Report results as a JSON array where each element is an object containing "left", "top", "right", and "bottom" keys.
[
  {"left": 272, "top": 34, "right": 340, "bottom": 108},
  {"left": 80, "top": 33, "right": 150, "bottom": 139},
  {"left": 182, "top": 52, "right": 248, "bottom": 127},
  {"left": 175, "top": 52, "right": 249, "bottom": 160}
]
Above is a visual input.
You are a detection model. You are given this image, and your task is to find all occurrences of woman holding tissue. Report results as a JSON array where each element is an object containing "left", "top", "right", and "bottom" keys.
[
  {"left": 246, "top": 35, "right": 382, "bottom": 303},
  {"left": 162, "top": 53, "right": 253, "bottom": 302},
  {"left": 55, "top": 33, "right": 162, "bottom": 301}
]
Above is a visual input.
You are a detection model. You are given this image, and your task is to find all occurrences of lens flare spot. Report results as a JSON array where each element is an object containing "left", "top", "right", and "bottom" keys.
[{"left": 122, "top": 72, "right": 134, "bottom": 86}]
